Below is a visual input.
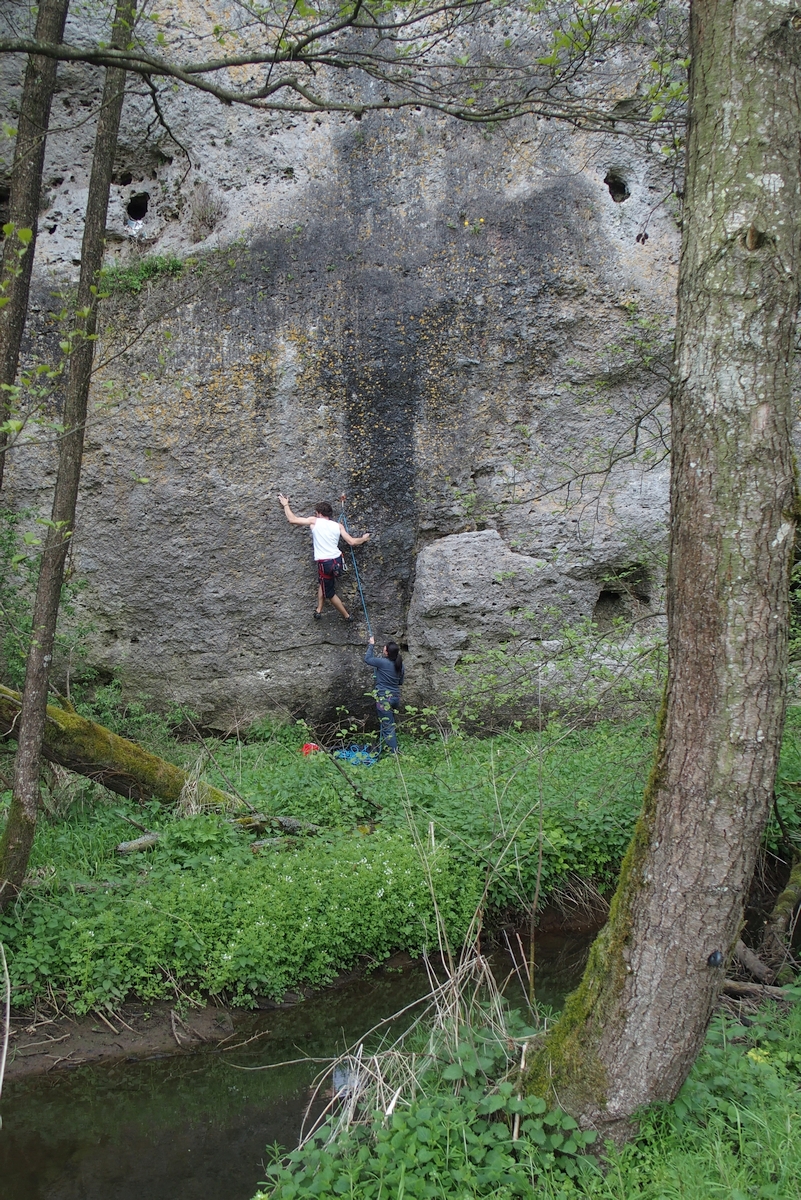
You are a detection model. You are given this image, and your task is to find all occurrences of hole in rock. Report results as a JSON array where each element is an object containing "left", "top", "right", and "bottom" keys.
[
  {"left": 127, "top": 192, "right": 149, "bottom": 220},
  {"left": 604, "top": 171, "right": 630, "bottom": 203},
  {"left": 593, "top": 591, "right": 628, "bottom": 629},
  {"left": 115, "top": 171, "right": 133, "bottom": 186},
  {"left": 593, "top": 563, "right": 653, "bottom": 632}
]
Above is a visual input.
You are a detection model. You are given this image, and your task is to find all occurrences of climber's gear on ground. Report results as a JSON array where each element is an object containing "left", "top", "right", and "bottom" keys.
[{"left": 334, "top": 744, "right": 379, "bottom": 766}]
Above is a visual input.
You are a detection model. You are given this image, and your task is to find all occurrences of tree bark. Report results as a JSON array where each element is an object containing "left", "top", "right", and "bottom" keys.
[
  {"left": 0, "top": 684, "right": 233, "bottom": 807},
  {"left": 527, "top": 0, "right": 801, "bottom": 1133},
  {"left": 0, "top": 0, "right": 137, "bottom": 912},
  {"left": 0, "top": 0, "right": 70, "bottom": 490}
]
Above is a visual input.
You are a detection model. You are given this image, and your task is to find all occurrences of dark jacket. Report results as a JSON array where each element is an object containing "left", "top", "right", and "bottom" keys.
[{"left": 364, "top": 645, "right": 405, "bottom": 695}]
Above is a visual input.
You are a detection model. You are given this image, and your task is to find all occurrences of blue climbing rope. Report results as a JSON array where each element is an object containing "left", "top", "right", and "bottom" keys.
[
  {"left": 334, "top": 743, "right": 379, "bottom": 766},
  {"left": 338, "top": 496, "right": 390, "bottom": 757},
  {"left": 338, "top": 496, "right": 374, "bottom": 640}
]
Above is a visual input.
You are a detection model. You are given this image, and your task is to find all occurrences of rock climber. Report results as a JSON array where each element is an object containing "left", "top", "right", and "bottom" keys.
[
  {"left": 278, "top": 494, "right": 370, "bottom": 621},
  {"left": 364, "top": 636, "right": 405, "bottom": 753}
]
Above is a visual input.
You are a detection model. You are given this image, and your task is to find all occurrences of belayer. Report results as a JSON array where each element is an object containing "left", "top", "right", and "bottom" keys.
[
  {"left": 278, "top": 494, "right": 370, "bottom": 621},
  {"left": 364, "top": 636, "right": 405, "bottom": 753}
]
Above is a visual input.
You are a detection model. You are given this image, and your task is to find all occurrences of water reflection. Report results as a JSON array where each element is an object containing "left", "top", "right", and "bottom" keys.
[{"left": 1, "top": 934, "right": 591, "bottom": 1200}]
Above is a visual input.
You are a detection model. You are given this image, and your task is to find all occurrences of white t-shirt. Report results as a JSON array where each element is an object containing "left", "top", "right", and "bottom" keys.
[{"left": 311, "top": 516, "right": 343, "bottom": 561}]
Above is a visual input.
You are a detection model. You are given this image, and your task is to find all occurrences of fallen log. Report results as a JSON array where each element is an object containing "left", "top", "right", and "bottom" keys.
[
  {"left": 251, "top": 837, "right": 291, "bottom": 852},
  {"left": 733, "top": 939, "right": 775, "bottom": 984},
  {"left": 116, "top": 833, "right": 162, "bottom": 854},
  {"left": 0, "top": 684, "right": 233, "bottom": 807},
  {"left": 721, "top": 979, "right": 790, "bottom": 1000},
  {"left": 761, "top": 856, "right": 801, "bottom": 968},
  {"left": 230, "top": 814, "right": 321, "bottom": 836},
  {"left": 116, "top": 817, "right": 321, "bottom": 855}
]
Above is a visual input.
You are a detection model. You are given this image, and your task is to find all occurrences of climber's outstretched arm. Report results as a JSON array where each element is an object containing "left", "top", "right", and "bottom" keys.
[
  {"left": 279, "top": 493, "right": 315, "bottom": 526},
  {"left": 340, "top": 525, "right": 370, "bottom": 547}
]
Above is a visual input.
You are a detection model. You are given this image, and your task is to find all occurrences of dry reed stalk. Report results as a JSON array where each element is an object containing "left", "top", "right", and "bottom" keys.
[{"left": 295, "top": 934, "right": 545, "bottom": 1150}]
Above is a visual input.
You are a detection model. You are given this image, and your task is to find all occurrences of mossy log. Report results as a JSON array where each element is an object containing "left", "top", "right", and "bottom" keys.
[
  {"left": 0, "top": 684, "right": 233, "bottom": 806},
  {"left": 761, "top": 857, "right": 801, "bottom": 968},
  {"left": 116, "top": 833, "right": 162, "bottom": 853},
  {"left": 115, "top": 817, "right": 323, "bottom": 854},
  {"left": 230, "top": 815, "right": 321, "bottom": 835}
]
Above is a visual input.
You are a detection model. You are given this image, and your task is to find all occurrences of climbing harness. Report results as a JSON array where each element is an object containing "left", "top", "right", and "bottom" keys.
[{"left": 338, "top": 493, "right": 374, "bottom": 639}]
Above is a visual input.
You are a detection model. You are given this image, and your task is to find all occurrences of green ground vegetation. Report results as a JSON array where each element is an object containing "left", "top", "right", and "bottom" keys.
[
  {"left": 255, "top": 996, "right": 801, "bottom": 1200},
  {"left": 0, "top": 689, "right": 652, "bottom": 1011},
  {"left": 1, "top": 692, "right": 800, "bottom": 1015}
]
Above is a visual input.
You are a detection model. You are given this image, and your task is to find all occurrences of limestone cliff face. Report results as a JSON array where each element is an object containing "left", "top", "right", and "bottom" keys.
[{"left": 2, "top": 20, "right": 677, "bottom": 723}]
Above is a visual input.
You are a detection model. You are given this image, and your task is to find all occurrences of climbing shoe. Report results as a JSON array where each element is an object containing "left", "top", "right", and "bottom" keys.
[{"left": 313, "top": 611, "right": 322, "bottom": 620}]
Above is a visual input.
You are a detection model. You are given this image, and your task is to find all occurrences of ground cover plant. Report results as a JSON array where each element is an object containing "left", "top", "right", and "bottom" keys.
[
  {"left": 253, "top": 996, "right": 801, "bottom": 1200},
  {"left": 0, "top": 706, "right": 652, "bottom": 1011},
  {"left": 0, "top": 703, "right": 799, "bottom": 1014}
]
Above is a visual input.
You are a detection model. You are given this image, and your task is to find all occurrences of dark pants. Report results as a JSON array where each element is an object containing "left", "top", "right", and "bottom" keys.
[
  {"left": 377, "top": 691, "right": 400, "bottom": 752},
  {"left": 317, "top": 557, "right": 342, "bottom": 600}
]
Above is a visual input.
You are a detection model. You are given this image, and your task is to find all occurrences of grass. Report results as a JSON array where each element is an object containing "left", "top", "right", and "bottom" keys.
[
  {"left": 582, "top": 998, "right": 801, "bottom": 1199},
  {"left": 202, "top": 714, "right": 654, "bottom": 910},
  {"left": 2, "top": 700, "right": 801, "bottom": 1199},
  {"left": 100, "top": 254, "right": 184, "bottom": 295},
  {"left": 0, "top": 710, "right": 652, "bottom": 1011},
  {"left": 253, "top": 995, "right": 801, "bottom": 1200},
  {"left": 1, "top": 704, "right": 800, "bottom": 1014}
]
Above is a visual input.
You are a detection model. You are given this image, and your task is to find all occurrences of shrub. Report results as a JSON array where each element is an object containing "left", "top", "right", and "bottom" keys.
[{"left": 101, "top": 254, "right": 184, "bottom": 294}]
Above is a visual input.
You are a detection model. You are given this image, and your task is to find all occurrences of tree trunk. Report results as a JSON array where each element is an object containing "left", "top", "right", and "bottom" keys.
[
  {"left": 0, "top": 0, "right": 137, "bottom": 912},
  {"left": 0, "top": 0, "right": 70, "bottom": 490},
  {"left": 0, "top": 684, "right": 233, "bottom": 807},
  {"left": 527, "top": 0, "right": 801, "bottom": 1134}
]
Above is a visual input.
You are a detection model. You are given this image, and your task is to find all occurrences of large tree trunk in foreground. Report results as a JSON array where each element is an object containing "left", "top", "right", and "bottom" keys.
[
  {"left": 0, "top": 0, "right": 137, "bottom": 911},
  {"left": 0, "top": 684, "right": 232, "bottom": 807},
  {"left": 0, "top": 0, "right": 70, "bottom": 490},
  {"left": 527, "top": 0, "right": 801, "bottom": 1133}
]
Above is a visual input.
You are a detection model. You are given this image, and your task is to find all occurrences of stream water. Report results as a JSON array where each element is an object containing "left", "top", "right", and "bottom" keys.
[{"left": 0, "top": 933, "right": 591, "bottom": 1200}]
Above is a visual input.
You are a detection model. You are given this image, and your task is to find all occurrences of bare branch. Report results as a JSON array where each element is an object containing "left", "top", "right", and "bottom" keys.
[{"left": 0, "top": 1, "right": 687, "bottom": 131}]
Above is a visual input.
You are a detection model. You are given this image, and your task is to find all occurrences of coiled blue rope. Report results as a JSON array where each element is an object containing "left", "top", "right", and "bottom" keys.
[{"left": 334, "top": 743, "right": 379, "bottom": 766}]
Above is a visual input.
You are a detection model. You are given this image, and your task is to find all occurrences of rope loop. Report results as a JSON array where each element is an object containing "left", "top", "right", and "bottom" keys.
[{"left": 333, "top": 744, "right": 379, "bottom": 766}]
